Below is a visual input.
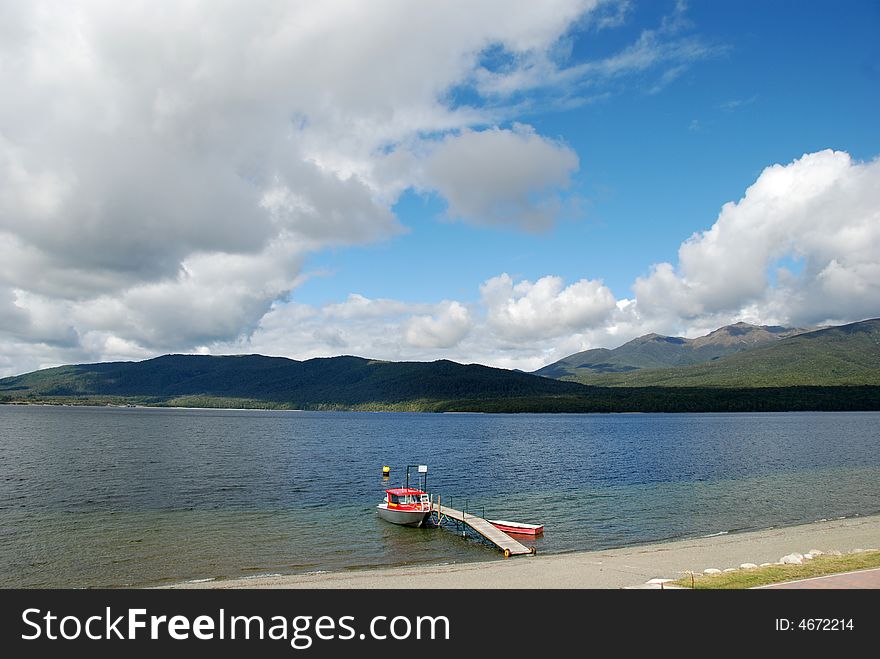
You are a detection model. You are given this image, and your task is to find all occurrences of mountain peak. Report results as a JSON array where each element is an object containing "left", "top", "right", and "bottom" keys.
[
  {"left": 535, "top": 320, "right": 811, "bottom": 380},
  {"left": 692, "top": 322, "right": 806, "bottom": 348},
  {"left": 534, "top": 317, "right": 880, "bottom": 387},
  {"left": 625, "top": 332, "right": 688, "bottom": 346}
]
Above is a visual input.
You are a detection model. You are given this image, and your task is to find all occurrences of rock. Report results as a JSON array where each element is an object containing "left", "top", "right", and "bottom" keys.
[
  {"left": 646, "top": 578, "right": 674, "bottom": 584},
  {"left": 703, "top": 568, "right": 722, "bottom": 575},
  {"left": 852, "top": 548, "right": 866, "bottom": 553},
  {"left": 780, "top": 553, "right": 803, "bottom": 565},
  {"left": 808, "top": 549, "right": 823, "bottom": 556},
  {"left": 827, "top": 549, "right": 842, "bottom": 556},
  {"left": 723, "top": 568, "right": 737, "bottom": 573},
  {"left": 759, "top": 563, "right": 773, "bottom": 567},
  {"left": 740, "top": 563, "right": 758, "bottom": 570},
  {"left": 803, "top": 553, "right": 813, "bottom": 560}
]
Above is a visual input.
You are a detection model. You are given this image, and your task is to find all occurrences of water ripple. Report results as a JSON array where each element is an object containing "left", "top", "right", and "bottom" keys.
[{"left": 1, "top": 407, "right": 879, "bottom": 587}]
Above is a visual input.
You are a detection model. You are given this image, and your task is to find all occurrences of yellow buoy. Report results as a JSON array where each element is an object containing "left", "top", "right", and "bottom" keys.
[{"left": 382, "top": 465, "right": 391, "bottom": 478}]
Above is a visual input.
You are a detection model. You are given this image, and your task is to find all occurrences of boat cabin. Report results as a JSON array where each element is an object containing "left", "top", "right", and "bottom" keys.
[{"left": 384, "top": 487, "right": 430, "bottom": 509}]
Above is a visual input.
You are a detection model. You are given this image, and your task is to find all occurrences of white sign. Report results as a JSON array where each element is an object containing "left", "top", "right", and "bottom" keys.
[{"left": 417, "top": 465, "right": 428, "bottom": 473}]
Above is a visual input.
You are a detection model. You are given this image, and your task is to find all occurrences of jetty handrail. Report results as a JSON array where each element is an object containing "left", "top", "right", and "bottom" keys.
[{"left": 430, "top": 494, "right": 535, "bottom": 557}]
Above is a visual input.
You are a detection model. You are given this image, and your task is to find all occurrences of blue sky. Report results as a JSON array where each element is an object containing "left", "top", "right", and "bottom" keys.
[
  {"left": 1, "top": 0, "right": 878, "bottom": 375},
  {"left": 299, "top": 0, "right": 880, "bottom": 305}
]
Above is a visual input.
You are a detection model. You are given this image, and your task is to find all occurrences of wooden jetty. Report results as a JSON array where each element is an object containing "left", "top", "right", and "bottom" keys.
[{"left": 432, "top": 498, "right": 535, "bottom": 557}]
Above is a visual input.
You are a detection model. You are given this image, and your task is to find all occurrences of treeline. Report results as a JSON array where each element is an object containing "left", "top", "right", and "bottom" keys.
[
  {"left": 4, "top": 386, "right": 879, "bottom": 413},
  {"left": 432, "top": 386, "right": 880, "bottom": 413}
]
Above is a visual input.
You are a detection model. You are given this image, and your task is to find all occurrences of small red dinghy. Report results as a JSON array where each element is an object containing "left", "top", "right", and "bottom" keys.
[{"left": 488, "top": 520, "right": 544, "bottom": 536}]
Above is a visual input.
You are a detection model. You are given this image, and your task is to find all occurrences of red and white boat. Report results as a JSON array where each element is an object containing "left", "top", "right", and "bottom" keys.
[
  {"left": 376, "top": 487, "right": 432, "bottom": 527},
  {"left": 377, "top": 464, "right": 433, "bottom": 528},
  {"left": 488, "top": 520, "right": 544, "bottom": 536}
]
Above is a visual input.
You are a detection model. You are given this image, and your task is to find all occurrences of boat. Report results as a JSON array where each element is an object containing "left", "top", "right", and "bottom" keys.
[
  {"left": 377, "top": 464, "right": 434, "bottom": 527},
  {"left": 376, "top": 487, "right": 432, "bottom": 527},
  {"left": 488, "top": 520, "right": 544, "bottom": 536}
]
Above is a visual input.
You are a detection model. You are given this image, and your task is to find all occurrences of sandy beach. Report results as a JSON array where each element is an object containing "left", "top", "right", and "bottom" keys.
[{"left": 171, "top": 513, "right": 880, "bottom": 589}]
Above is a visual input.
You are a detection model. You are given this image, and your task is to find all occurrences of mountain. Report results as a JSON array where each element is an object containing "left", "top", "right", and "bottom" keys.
[
  {"left": 535, "top": 322, "right": 809, "bottom": 380},
  {"left": 0, "top": 354, "right": 588, "bottom": 409},
  {"left": 538, "top": 319, "right": 880, "bottom": 388},
  {"left": 1, "top": 319, "right": 878, "bottom": 413}
]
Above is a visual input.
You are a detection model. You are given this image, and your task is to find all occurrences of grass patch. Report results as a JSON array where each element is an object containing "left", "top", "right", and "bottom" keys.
[{"left": 673, "top": 550, "right": 880, "bottom": 589}]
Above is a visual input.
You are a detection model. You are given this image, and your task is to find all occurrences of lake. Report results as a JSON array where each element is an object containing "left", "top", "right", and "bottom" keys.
[{"left": 1, "top": 406, "right": 878, "bottom": 587}]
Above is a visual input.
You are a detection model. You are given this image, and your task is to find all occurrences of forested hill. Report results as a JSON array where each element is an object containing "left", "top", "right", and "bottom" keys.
[{"left": 0, "top": 354, "right": 587, "bottom": 408}]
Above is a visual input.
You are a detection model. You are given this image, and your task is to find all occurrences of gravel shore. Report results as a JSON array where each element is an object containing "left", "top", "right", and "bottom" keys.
[{"left": 168, "top": 513, "right": 880, "bottom": 589}]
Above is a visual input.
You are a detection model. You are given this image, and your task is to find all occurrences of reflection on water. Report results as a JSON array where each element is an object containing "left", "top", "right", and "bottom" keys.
[{"left": 1, "top": 406, "right": 879, "bottom": 586}]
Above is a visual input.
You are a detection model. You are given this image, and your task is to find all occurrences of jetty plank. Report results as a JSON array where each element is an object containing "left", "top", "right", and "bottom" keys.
[{"left": 432, "top": 502, "right": 534, "bottom": 556}]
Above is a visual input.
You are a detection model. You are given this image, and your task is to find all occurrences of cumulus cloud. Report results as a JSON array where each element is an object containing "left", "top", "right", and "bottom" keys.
[
  {"left": 481, "top": 273, "right": 617, "bottom": 341},
  {"left": 404, "top": 302, "right": 472, "bottom": 349},
  {"left": 422, "top": 125, "right": 579, "bottom": 230},
  {"left": 634, "top": 150, "right": 880, "bottom": 326},
  {"left": 0, "top": 0, "right": 611, "bottom": 375}
]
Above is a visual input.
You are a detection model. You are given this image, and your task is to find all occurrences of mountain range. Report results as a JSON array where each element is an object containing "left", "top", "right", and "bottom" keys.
[
  {"left": 1, "top": 318, "right": 878, "bottom": 412},
  {"left": 535, "top": 318, "right": 880, "bottom": 388},
  {"left": 534, "top": 322, "right": 809, "bottom": 379}
]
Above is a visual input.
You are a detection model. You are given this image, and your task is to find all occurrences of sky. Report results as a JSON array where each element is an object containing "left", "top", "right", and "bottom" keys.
[{"left": 1, "top": 0, "right": 879, "bottom": 377}]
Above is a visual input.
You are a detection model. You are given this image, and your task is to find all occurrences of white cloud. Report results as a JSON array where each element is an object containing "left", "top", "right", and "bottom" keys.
[
  {"left": 593, "top": 0, "right": 633, "bottom": 30},
  {"left": 481, "top": 273, "right": 617, "bottom": 341},
  {"left": 720, "top": 95, "right": 758, "bottom": 112},
  {"left": 422, "top": 125, "right": 579, "bottom": 230},
  {"left": 0, "top": 0, "right": 610, "bottom": 375},
  {"left": 0, "top": 288, "right": 28, "bottom": 337},
  {"left": 473, "top": 0, "right": 721, "bottom": 99},
  {"left": 223, "top": 295, "right": 470, "bottom": 363},
  {"left": 634, "top": 150, "right": 880, "bottom": 326},
  {"left": 404, "top": 302, "right": 472, "bottom": 349},
  {"left": 323, "top": 294, "right": 415, "bottom": 321}
]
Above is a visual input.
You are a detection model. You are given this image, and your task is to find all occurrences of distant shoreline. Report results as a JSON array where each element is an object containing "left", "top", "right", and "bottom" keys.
[
  {"left": 168, "top": 514, "right": 880, "bottom": 589},
  {"left": 3, "top": 389, "right": 880, "bottom": 415}
]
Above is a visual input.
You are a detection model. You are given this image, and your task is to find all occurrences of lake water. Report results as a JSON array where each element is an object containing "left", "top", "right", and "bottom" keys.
[{"left": 1, "top": 406, "right": 879, "bottom": 587}]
